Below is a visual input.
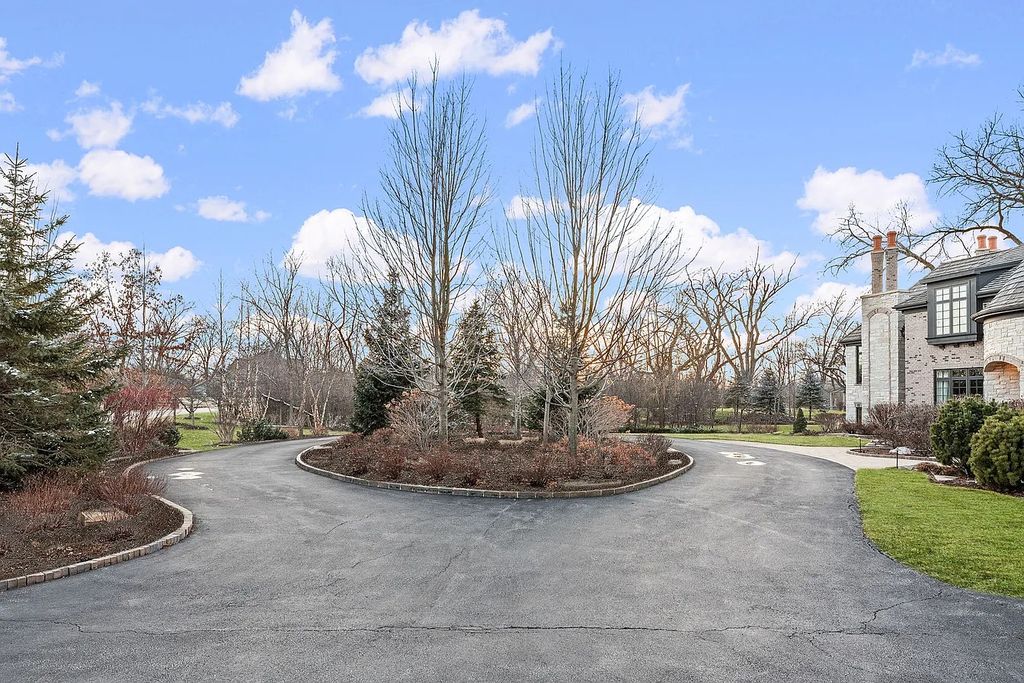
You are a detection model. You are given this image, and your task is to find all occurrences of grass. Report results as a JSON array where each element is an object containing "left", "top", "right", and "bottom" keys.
[
  {"left": 666, "top": 431, "right": 860, "bottom": 447},
  {"left": 856, "top": 468, "right": 1024, "bottom": 598},
  {"left": 175, "top": 411, "right": 230, "bottom": 452}
]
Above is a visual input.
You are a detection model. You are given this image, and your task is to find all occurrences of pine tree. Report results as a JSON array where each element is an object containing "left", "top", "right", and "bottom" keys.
[
  {"left": 0, "top": 150, "right": 118, "bottom": 488},
  {"left": 724, "top": 373, "right": 752, "bottom": 432},
  {"left": 795, "top": 368, "right": 826, "bottom": 417},
  {"left": 751, "top": 369, "right": 783, "bottom": 416},
  {"left": 451, "top": 300, "right": 506, "bottom": 437},
  {"left": 350, "top": 270, "right": 415, "bottom": 435}
]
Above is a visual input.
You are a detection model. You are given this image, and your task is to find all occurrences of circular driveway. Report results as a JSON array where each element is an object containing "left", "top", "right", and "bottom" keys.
[{"left": 2, "top": 439, "right": 1023, "bottom": 681}]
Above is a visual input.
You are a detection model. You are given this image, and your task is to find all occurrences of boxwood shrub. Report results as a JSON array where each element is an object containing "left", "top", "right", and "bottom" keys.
[
  {"left": 930, "top": 396, "right": 998, "bottom": 475},
  {"left": 969, "top": 409, "right": 1024, "bottom": 492}
]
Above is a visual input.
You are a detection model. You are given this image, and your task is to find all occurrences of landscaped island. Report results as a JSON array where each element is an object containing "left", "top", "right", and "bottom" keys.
[{"left": 303, "top": 431, "right": 682, "bottom": 493}]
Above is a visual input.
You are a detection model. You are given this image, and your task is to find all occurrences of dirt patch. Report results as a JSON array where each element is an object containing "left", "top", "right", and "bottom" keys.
[
  {"left": 0, "top": 488, "right": 182, "bottom": 580},
  {"left": 304, "top": 431, "right": 676, "bottom": 492}
]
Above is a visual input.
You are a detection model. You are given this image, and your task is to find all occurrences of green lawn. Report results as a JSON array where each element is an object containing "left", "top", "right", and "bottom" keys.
[
  {"left": 667, "top": 431, "right": 860, "bottom": 447},
  {"left": 175, "top": 411, "right": 230, "bottom": 452},
  {"left": 856, "top": 468, "right": 1024, "bottom": 598}
]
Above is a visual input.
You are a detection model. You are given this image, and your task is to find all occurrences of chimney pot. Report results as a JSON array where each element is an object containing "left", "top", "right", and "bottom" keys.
[
  {"left": 978, "top": 234, "right": 988, "bottom": 250},
  {"left": 872, "top": 235, "right": 883, "bottom": 252},
  {"left": 988, "top": 236, "right": 998, "bottom": 251},
  {"left": 887, "top": 231, "right": 897, "bottom": 248}
]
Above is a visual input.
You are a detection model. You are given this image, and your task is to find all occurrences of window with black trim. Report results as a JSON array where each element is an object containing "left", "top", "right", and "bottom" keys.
[
  {"left": 854, "top": 345, "right": 862, "bottom": 384},
  {"left": 934, "top": 368, "right": 983, "bottom": 404},
  {"left": 935, "top": 283, "right": 969, "bottom": 336}
]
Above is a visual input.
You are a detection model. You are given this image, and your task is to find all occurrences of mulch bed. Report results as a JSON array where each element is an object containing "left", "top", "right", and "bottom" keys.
[
  {"left": 849, "top": 446, "right": 934, "bottom": 460},
  {"left": 304, "top": 432, "right": 676, "bottom": 492},
  {"left": 0, "top": 493, "right": 182, "bottom": 580}
]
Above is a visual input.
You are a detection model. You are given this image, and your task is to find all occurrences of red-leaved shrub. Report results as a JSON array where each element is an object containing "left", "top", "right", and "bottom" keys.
[
  {"left": 7, "top": 472, "right": 82, "bottom": 531},
  {"left": 372, "top": 447, "right": 406, "bottom": 480},
  {"left": 96, "top": 469, "right": 167, "bottom": 514},
  {"left": 420, "top": 451, "right": 455, "bottom": 482}
]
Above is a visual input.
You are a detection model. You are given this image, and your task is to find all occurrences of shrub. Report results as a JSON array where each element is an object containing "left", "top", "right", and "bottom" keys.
[
  {"left": 455, "top": 455, "right": 483, "bottom": 487},
  {"left": 105, "top": 377, "right": 178, "bottom": 457},
  {"left": 419, "top": 450, "right": 455, "bottom": 482},
  {"left": 7, "top": 472, "right": 82, "bottom": 531},
  {"left": 969, "top": 410, "right": 1024, "bottom": 492},
  {"left": 524, "top": 448, "right": 554, "bottom": 487},
  {"left": 605, "top": 442, "right": 656, "bottom": 478},
  {"left": 387, "top": 390, "right": 439, "bottom": 452},
  {"left": 238, "top": 419, "right": 288, "bottom": 442},
  {"left": 96, "top": 470, "right": 167, "bottom": 514},
  {"left": 913, "top": 461, "right": 961, "bottom": 476},
  {"left": 372, "top": 447, "right": 405, "bottom": 480},
  {"left": 157, "top": 425, "right": 181, "bottom": 449},
  {"left": 793, "top": 409, "right": 808, "bottom": 434},
  {"left": 0, "top": 445, "right": 27, "bottom": 491},
  {"left": 871, "top": 403, "right": 936, "bottom": 456},
  {"left": 638, "top": 434, "right": 672, "bottom": 468},
  {"left": 930, "top": 397, "right": 998, "bottom": 475},
  {"left": 816, "top": 412, "right": 845, "bottom": 434}
]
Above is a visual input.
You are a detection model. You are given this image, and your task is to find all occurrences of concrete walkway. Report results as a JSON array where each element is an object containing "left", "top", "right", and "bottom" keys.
[{"left": 706, "top": 439, "right": 917, "bottom": 470}]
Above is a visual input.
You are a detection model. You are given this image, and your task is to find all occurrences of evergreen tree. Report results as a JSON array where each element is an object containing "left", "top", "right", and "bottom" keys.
[
  {"left": 723, "top": 373, "right": 752, "bottom": 432},
  {"left": 350, "top": 270, "right": 415, "bottom": 435},
  {"left": 793, "top": 408, "right": 808, "bottom": 434},
  {"left": 751, "top": 369, "right": 783, "bottom": 415},
  {"left": 0, "top": 150, "right": 118, "bottom": 488},
  {"left": 451, "top": 300, "right": 506, "bottom": 436},
  {"left": 795, "top": 368, "right": 826, "bottom": 417}
]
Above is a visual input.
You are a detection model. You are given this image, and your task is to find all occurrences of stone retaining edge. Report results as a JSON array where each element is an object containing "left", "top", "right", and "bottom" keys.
[
  {"left": 295, "top": 445, "right": 694, "bottom": 499},
  {"left": 1, "top": 460, "right": 196, "bottom": 593}
]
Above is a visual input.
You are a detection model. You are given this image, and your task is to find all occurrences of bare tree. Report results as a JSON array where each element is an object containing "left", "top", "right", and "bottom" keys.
[
  {"left": 802, "top": 292, "right": 859, "bottom": 408},
  {"left": 822, "top": 203, "right": 940, "bottom": 275},
  {"left": 514, "top": 66, "right": 679, "bottom": 460},
  {"left": 361, "top": 69, "right": 490, "bottom": 443}
]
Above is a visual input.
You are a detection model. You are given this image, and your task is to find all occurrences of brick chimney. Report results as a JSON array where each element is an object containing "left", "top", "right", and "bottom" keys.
[
  {"left": 871, "top": 235, "right": 884, "bottom": 294},
  {"left": 885, "top": 230, "right": 899, "bottom": 291},
  {"left": 976, "top": 234, "right": 989, "bottom": 255},
  {"left": 988, "top": 235, "right": 999, "bottom": 252}
]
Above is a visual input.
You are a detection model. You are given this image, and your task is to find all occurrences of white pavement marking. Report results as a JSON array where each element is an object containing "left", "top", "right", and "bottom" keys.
[
  {"left": 169, "top": 471, "right": 204, "bottom": 480},
  {"left": 736, "top": 460, "right": 766, "bottom": 467}
]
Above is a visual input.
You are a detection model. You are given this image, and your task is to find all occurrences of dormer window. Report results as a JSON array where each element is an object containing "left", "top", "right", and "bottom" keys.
[
  {"left": 935, "top": 283, "right": 969, "bottom": 335},
  {"left": 927, "top": 278, "right": 977, "bottom": 344}
]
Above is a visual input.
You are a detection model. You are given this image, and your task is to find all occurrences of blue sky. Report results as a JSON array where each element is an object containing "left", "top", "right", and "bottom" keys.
[{"left": 3, "top": 1, "right": 1022, "bottom": 309}]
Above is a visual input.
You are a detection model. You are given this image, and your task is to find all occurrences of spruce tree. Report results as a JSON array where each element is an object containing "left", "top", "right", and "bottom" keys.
[
  {"left": 350, "top": 270, "right": 415, "bottom": 435},
  {"left": 796, "top": 368, "right": 826, "bottom": 417},
  {"left": 724, "top": 373, "right": 752, "bottom": 433},
  {"left": 451, "top": 300, "right": 505, "bottom": 436},
  {"left": 0, "top": 150, "right": 118, "bottom": 488},
  {"left": 751, "top": 369, "right": 783, "bottom": 416}
]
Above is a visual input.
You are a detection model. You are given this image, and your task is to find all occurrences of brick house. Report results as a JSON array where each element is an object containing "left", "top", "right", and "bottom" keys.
[{"left": 841, "top": 232, "right": 1024, "bottom": 423}]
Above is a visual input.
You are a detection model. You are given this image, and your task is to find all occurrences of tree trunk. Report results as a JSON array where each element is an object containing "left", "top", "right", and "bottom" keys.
[
  {"left": 567, "top": 369, "right": 580, "bottom": 463},
  {"left": 542, "top": 385, "right": 553, "bottom": 445},
  {"left": 475, "top": 412, "right": 483, "bottom": 438}
]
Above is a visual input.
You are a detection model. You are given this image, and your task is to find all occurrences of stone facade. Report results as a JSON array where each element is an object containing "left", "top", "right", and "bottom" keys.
[
  {"left": 981, "top": 313, "right": 1024, "bottom": 401},
  {"left": 844, "top": 289, "right": 907, "bottom": 421}
]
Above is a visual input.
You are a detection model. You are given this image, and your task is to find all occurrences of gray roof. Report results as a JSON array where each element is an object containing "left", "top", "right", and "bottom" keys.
[
  {"left": 839, "top": 323, "right": 862, "bottom": 346},
  {"left": 978, "top": 268, "right": 1013, "bottom": 297},
  {"left": 892, "top": 283, "right": 929, "bottom": 311},
  {"left": 917, "top": 245, "right": 1024, "bottom": 285},
  {"left": 975, "top": 260, "right": 1024, "bottom": 321}
]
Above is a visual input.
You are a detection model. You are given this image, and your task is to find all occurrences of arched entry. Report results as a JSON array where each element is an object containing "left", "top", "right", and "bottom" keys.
[{"left": 983, "top": 357, "right": 1022, "bottom": 402}]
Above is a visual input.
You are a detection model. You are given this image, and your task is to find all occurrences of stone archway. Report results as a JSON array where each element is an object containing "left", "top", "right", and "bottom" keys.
[{"left": 983, "top": 358, "right": 1022, "bottom": 402}]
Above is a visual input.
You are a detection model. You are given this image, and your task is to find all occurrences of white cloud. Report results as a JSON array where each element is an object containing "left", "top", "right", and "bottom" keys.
[
  {"left": 0, "top": 37, "right": 42, "bottom": 83},
  {"left": 237, "top": 10, "right": 342, "bottom": 101},
  {"left": 0, "top": 91, "right": 17, "bottom": 112},
  {"left": 66, "top": 102, "right": 133, "bottom": 148},
  {"left": 74, "top": 80, "right": 100, "bottom": 98},
  {"left": 142, "top": 96, "right": 239, "bottom": 128},
  {"left": 354, "top": 10, "right": 555, "bottom": 87},
  {"left": 505, "top": 98, "right": 537, "bottom": 128},
  {"left": 504, "top": 194, "right": 548, "bottom": 220},
  {"left": 196, "top": 195, "right": 269, "bottom": 223},
  {"left": 357, "top": 89, "right": 408, "bottom": 119},
  {"left": 909, "top": 44, "right": 981, "bottom": 69},
  {"left": 621, "top": 83, "right": 692, "bottom": 148},
  {"left": 78, "top": 149, "right": 169, "bottom": 201},
  {"left": 793, "top": 281, "right": 867, "bottom": 313},
  {"left": 26, "top": 159, "right": 77, "bottom": 201},
  {"left": 60, "top": 231, "right": 201, "bottom": 282},
  {"left": 797, "top": 166, "right": 938, "bottom": 234},
  {"left": 287, "top": 208, "right": 375, "bottom": 277}
]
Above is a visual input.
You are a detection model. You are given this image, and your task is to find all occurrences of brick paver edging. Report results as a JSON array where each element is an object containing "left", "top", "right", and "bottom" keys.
[
  {"left": 1, "top": 459, "right": 195, "bottom": 593},
  {"left": 295, "top": 445, "right": 694, "bottom": 499}
]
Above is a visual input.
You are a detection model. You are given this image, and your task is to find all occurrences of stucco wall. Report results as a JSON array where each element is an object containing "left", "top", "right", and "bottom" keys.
[{"left": 904, "top": 309, "right": 984, "bottom": 404}]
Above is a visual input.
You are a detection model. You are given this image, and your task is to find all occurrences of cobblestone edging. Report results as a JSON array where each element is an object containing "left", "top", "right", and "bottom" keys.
[
  {"left": 1, "top": 460, "right": 195, "bottom": 593},
  {"left": 295, "top": 446, "right": 694, "bottom": 499}
]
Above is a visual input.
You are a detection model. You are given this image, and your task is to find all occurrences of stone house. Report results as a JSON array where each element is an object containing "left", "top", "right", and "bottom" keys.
[{"left": 841, "top": 232, "right": 1024, "bottom": 422}]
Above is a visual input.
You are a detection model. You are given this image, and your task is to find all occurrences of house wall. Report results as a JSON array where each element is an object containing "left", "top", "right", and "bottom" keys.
[
  {"left": 844, "top": 344, "right": 865, "bottom": 421},
  {"left": 981, "top": 313, "right": 1024, "bottom": 401},
  {"left": 903, "top": 309, "right": 984, "bottom": 404}
]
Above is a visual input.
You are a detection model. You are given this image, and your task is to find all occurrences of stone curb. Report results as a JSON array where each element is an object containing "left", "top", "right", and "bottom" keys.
[
  {"left": 295, "top": 445, "right": 694, "bottom": 499},
  {"left": 1, "top": 456, "right": 197, "bottom": 593}
]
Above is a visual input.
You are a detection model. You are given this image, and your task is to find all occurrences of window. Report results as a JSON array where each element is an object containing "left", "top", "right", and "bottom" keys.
[
  {"left": 934, "top": 283, "right": 969, "bottom": 336},
  {"left": 855, "top": 404, "right": 862, "bottom": 424},
  {"left": 934, "top": 368, "right": 984, "bottom": 404},
  {"left": 854, "top": 345, "right": 862, "bottom": 385}
]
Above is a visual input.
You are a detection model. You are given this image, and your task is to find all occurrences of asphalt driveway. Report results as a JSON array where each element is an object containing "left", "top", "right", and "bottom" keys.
[{"left": 2, "top": 439, "right": 1023, "bottom": 681}]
